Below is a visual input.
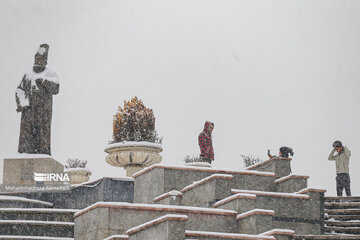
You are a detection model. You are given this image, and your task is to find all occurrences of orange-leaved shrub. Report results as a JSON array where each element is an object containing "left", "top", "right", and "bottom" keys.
[{"left": 113, "top": 97, "right": 161, "bottom": 143}]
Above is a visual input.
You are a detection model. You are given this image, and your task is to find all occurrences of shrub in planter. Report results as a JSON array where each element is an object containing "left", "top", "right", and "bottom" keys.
[
  {"left": 64, "top": 158, "right": 91, "bottom": 185},
  {"left": 65, "top": 158, "right": 88, "bottom": 169},
  {"left": 106, "top": 97, "right": 163, "bottom": 177},
  {"left": 112, "top": 96, "right": 161, "bottom": 143}
]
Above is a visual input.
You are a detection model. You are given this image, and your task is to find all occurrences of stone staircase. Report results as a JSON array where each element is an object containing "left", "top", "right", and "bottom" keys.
[
  {"left": 324, "top": 197, "right": 360, "bottom": 235},
  {"left": 293, "top": 196, "right": 360, "bottom": 240},
  {"left": 0, "top": 195, "right": 77, "bottom": 240},
  {"left": 74, "top": 157, "right": 328, "bottom": 239}
]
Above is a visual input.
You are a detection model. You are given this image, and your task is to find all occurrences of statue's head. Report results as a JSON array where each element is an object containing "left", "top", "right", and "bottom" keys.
[{"left": 33, "top": 44, "right": 49, "bottom": 73}]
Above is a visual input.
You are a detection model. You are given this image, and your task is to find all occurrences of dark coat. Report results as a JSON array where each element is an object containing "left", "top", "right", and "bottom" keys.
[
  {"left": 198, "top": 121, "right": 214, "bottom": 162},
  {"left": 15, "top": 67, "right": 59, "bottom": 155}
]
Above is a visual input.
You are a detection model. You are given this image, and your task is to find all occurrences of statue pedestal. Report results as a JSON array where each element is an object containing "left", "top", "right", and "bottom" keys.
[{"left": 3, "top": 155, "right": 64, "bottom": 185}]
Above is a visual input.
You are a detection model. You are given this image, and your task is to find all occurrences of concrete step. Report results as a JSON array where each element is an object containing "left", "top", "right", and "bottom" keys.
[
  {"left": 325, "top": 220, "right": 360, "bottom": 228},
  {"left": 324, "top": 202, "right": 360, "bottom": 209},
  {"left": 185, "top": 230, "right": 274, "bottom": 240},
  {"left": 0, "top": 236, "right": 73, "bottom": 240},
  {"left": 0, "top": 208, "right": 78, "bottom": 222},
  {"left": 293, "top": 235, "right": 360, "bottom": 240},
  {"left": 325, "top": 197, "right": 360, "bottom": 203},
  {"left": 325, "top": 208, "right": 360, "bottom": 215},
  {"left": 325, "top": 215, "right": 360, "bottom": 221},
  {"left": 0, "top": 196, "right": 53, "bottom": 209},
  {"left": 324, "top": 226, "right": 360, "bottom": 234},
  {"left": 0, "top": 220, "right": 74, "bottom": 238}
]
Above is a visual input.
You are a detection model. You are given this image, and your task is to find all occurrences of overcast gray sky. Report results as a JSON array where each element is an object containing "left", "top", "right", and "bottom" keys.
[{"left": 0, "top": 0, "right": 359, "bottom": 196}]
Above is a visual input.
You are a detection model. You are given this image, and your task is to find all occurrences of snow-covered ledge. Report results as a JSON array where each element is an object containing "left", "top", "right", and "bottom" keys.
[
  {"left": 185, "top": 161, "right": 211, "bottom": 168},
  {"left": 105, "top": 141, "right": 163, "bottom": 177}
]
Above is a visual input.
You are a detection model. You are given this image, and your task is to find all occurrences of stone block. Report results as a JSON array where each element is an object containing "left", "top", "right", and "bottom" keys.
[
  {"left": 232, "top": 173, "right": 277, "bottom": 192},
  {"left": 236, "top": 209, "right": 274, "bottom": 234},
  {"left": 0, "top": 208, "right": 77, "bottom": 222},
  {"left": 0, "top": 177, "right": 133, "bottom": 209},
  {"left": 0, "top": 220, "right": 74, "bottom": 237},
  {"left": 3, "top": 156, "right": 64, "bottom": 185},
  {"left": 134, "top": 165, "right": 276, "bottom": 203},
  {"left": 260, "top": 229, "right": 295, "bottom": 240},
  {"left": 180, "top": 174, "right": 233, "bottom": 207},
  {"left": 0, "top": 195, "right": 53, "bottom": 208},
  {"left": 126, "top": 214, "right": 187, "bottom": 240},
  {"left": 213, "top": 193, "right": 257, "bottom": 213},
  {"left": 272, "top": 220, "right": 321, "bottom": 235},
  {"left": 231, "top": 189, "right": 323, "bottom": 235},
  {"left": 275, "top": 175, "right": 309, "bottom": 193},
  {"left": 74, "top": 202, "right": 238, "bottom": 239},
  {"left": 246, "top": 158, "right": 292, "bottom": 179},
  {"left": 74, "top": 207, "right": 109, "bottom": 240},
  {"left": 297, "top": 188, "right": 326, "bottom": 234},
  {"left": 231, "top": 189, "right": 312, "bottom": 220},
  {"left": 154, "top": 190, "right": 183, "bottom": 205}
]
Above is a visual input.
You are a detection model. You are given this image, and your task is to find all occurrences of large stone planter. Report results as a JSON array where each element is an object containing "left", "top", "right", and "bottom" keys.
[
  {"left": 105, "top": 141, "right": 162, "bottom": 177},
  {"left": 64, "top": 168, "right": 92, "bottom": 185}
]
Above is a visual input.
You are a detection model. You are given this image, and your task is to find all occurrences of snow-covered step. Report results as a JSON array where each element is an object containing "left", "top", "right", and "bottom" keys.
[
  {"left": 325, "top": 226, "right": 360, "bottom": 234},
  {"left": 0, "top": 196, "right": 53, "bottom": 208},
  {"left": 325, "top": 208, "right": 360, "bottom": 215},
  {"left": 325, "top": 214, "right": 360, "bottom": 221},
  {"left": 293, "top": 235, "right": 360, "bottom": 240},
  {"left": 103, "top": 235, "right": 128, "bottom": 240},
  {"left": 325, "top": 220, "right": 360, "bottom": 228},
  {"left": 324, "top": 202, "right": 360, "bottom": 209},
  {"left": 0, "top": 236, "right": 73, "bottom": 240},
  {"left": 185, "top": 230, "right": 275, "bottom": 240},
  {"left": 325, "top": 197, "right": 360, "bottom": 203},
  {"left": 0, "top": 208, "right": 78, "bottom": 222},
  {"left": 0, "top": 220, "right": 74, "bottom": 238}
]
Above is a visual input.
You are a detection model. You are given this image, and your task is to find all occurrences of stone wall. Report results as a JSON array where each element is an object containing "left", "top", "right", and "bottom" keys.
[
  {"left": 0, "top": 177, "right": 134, "bottom": 209},
  {"left": 74, "top": 159, "right": 325, "bottom": 239}
]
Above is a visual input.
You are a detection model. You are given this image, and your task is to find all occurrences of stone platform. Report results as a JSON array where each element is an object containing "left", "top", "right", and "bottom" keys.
[
  {"left": 3, "top": 155, "right": 64, "bottom": 185},
  {"left": 74, "top": 157, "right": 327, "bottom": 239}
]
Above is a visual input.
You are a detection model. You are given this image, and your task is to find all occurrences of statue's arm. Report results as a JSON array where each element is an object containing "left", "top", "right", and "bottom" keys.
[
  {"left": 36, "top": 70, "right": 60, "bottom": 95},
  {"left": 40, "top": 80, "right": 60, "bottom": 95},
  {"left": 15, "top": 75, "right": 29, "bottom": 112}
]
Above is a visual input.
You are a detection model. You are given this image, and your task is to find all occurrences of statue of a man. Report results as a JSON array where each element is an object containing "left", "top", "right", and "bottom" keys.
[{"left": 15, "top": 44, "right": 59, "bottom": 155}]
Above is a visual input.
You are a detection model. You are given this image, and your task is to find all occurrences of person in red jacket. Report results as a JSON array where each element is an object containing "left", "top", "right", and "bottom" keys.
[{"left": 198, "top": 121, "right": 214, "bottom": 163}]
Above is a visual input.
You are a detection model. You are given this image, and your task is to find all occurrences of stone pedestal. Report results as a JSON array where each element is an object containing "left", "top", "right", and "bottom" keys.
[{"left": 3, "top": 156, "right": 64, "bottom": 185}]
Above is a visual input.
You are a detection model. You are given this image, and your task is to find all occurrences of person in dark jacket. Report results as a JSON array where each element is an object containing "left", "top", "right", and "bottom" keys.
[
  {"left": 198, "top": 121, "right": 214, "bottom": 163},
  {"left": 268, "top": 146, "right": 294, "bottom": 158}
]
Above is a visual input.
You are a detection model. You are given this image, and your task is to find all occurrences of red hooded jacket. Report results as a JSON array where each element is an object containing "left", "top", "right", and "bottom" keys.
[{"left": 198, "top": 121, "right": 214, "bottom": 161}]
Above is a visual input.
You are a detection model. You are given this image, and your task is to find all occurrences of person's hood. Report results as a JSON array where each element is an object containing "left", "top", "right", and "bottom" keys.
[
  {"left": 203, "top": 121, "right": 214, "bottom": 133},
  {"left": 344, "top": 146, "right": 351, "bottom": 156}
]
